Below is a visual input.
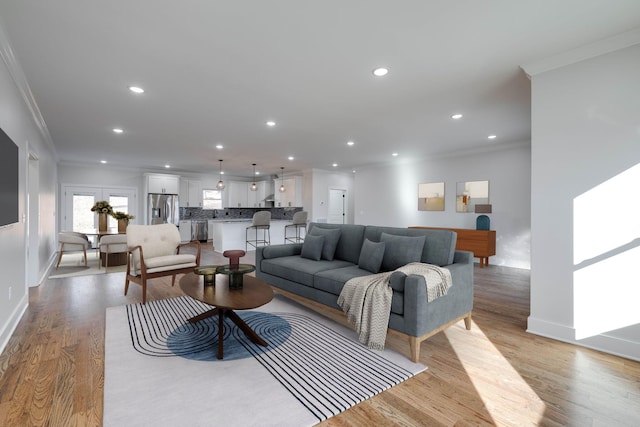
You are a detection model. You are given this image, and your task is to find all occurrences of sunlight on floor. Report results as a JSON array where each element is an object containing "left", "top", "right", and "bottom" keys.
[{"left": 446, "top": 320, "right": 546, "bottom": 426}]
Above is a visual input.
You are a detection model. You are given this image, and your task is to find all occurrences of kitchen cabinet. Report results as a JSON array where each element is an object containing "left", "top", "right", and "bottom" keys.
[
  {"left": 146, "top": 173, "right": 179, "bottom": 194},
  {"left": 225, "top": 180, "right": 273, "bottom": 207},
  {"left": 247, "top": 181, "right": 269, "bottom": 207},
  {"left": 180, "top": 179, "right": 202, "bottom": 207},
  {"left": 227, "top": 181, "right": 249, "bottom": 207},
  {"left": 178, "top": 220, "right": 192, "bottom": 243},
  {"left": 208, "top": 220, "right": 215, "bottom": 241},
  {"left": 274, "top": 176, "right": 302, "bottom": 207}
]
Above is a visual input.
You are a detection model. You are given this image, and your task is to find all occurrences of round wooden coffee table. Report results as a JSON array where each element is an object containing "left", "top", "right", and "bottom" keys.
[{"left": 179, "top": 272, "right": 274, "bottom": 359}]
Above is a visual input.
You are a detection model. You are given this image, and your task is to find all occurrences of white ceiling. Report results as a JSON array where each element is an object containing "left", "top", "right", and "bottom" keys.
[{"left": 1, "top": 1, "right": 639, "bottom": 178}]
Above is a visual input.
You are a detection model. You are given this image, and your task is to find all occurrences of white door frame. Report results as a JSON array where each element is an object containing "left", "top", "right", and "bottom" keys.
[{"left": 61, "top": 184, "right": 138, "bottom": 231}]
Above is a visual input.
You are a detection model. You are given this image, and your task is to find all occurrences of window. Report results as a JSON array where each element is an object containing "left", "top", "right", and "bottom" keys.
[{"left": 202, "top": 189, "right": 222, "bottom": 210}]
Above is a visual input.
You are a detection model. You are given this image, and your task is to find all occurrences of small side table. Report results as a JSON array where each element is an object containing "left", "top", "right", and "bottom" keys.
[{"left": 215, "top": 263, "right": 256, "bottom": 289}]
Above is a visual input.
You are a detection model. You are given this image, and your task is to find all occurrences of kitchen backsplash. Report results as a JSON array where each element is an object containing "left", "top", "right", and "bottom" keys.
[{"left": 180, "top": 207, "right": 302, "bottom": 220}]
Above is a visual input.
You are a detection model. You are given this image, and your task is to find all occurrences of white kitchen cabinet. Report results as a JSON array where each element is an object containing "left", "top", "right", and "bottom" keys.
[
  {"left": 180, "top": 179, "right": 202, "bottom": 207},
  {"left": 178, "top": 220, "right": 192, "bottom": 243},
  {"left": 227, "top": 181, "right": 249, "bottom": 207},
  {"left": 274, "top": 176, "right": 302, "bottom": 207},
  {"left": 247, "top": 181, "right": 269, "bottom": 207},
  {"left": 146, "top": 173, "right": 179, "bottom": 194},
  {"left": 208, "top": 220, "right": 215, "bottom": 242}
]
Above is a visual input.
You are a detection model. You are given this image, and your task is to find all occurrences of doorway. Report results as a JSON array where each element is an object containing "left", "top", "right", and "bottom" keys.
[
  {"left": 27, "top": 151, "right": 39, "bottom": 287},
  {"left": 327, "top": 189, "right": 347, "bottom": 224}
]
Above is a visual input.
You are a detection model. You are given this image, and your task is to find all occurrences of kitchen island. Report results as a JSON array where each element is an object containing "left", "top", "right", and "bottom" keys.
[{"left": 210, "top": 219, "right": 294, "bottom": 252}]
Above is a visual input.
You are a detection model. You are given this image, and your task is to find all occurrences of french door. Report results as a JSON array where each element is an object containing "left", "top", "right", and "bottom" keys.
[{"left": 61, "top": 185, "right": 137, "bottom": 232}]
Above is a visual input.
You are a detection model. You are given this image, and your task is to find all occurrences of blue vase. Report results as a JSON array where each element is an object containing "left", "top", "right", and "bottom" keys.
[{"left": 476, "top": 215, "right": 490, "bottom": 230}]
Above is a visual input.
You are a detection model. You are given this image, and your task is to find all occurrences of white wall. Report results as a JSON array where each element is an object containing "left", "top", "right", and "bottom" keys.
[
  {"left": 527, "top": 41, "right": 640, "bottom": 361},
  {"left": 0, "top": 21, "right": 58, "bottom": 354},
  {"left": 305, "top": 169, "right": 355, "bottom": 224},
  {"left": 354, "top": 143, "right": 531, "bottom": 269}
]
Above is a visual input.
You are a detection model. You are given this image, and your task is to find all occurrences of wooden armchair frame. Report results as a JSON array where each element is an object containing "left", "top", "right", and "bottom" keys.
[{"left": 125, "top": 240, "right": 201, "bottom": 304}]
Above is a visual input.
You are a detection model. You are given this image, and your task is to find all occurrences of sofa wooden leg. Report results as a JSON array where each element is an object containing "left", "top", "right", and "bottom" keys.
[
  {"left": 124, "top": 277, "right": 130, "bottom": 295},
  {"left": 464, "top": 313, "right": 472, "bottom": 330},
  {"left": 409, "top": 336, "right": 420, "bottom": 363},
  {"left": 142, "top": 279, "right": 147, "bottom": 305}
]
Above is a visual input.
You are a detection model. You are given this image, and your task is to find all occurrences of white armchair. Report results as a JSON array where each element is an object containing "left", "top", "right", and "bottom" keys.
[
  {"left": 125, "top": 224, "right": 201, "bottom": 304},
  {"left": 56, "top": 231, "right": 91, "bottom": 269}
]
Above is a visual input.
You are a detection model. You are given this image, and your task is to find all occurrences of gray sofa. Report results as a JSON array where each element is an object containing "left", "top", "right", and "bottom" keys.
[{"left": 255, "top": 222, "right": 474, "bottom": 362}]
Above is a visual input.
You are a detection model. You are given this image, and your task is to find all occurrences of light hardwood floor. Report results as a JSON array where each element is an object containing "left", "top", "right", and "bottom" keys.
[{"left": 0, "top": 244, "right": 638, "bottom": 426}]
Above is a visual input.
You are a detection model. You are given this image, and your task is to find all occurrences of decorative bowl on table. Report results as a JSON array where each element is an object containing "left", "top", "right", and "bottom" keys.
[{"left": 194, "top": 265, "right": 219, "bottom": 286}]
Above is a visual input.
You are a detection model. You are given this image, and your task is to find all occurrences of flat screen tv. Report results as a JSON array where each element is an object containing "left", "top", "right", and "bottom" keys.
[{"left": 0, "top": 127, "right": 19, "bottom": 228}]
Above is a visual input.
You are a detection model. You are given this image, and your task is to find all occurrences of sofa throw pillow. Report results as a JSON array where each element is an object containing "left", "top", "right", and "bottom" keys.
[
  {"left": 379, "top": 232, "right": 426, "bottom": 271},
  {"left": 358, "top": 239, "right": 386, "bottom": 273},
  {"left": 309, "top": 227, "right": 341, "bottom": 260},
  {"left": 301, "top": 234, "right": 325, "bottom": 261}
]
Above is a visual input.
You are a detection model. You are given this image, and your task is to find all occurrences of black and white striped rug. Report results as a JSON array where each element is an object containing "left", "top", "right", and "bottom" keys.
[{"left": 105, "top": 294, "right": 426, "bottom": 427}]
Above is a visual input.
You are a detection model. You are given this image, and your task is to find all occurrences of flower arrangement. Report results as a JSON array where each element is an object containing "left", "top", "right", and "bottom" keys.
[
  {"left": 111, "top": 211, "right": 135, "bottom": 221},
  {"left": 91, "top": 200, "right": 113, "bottom": 215}
]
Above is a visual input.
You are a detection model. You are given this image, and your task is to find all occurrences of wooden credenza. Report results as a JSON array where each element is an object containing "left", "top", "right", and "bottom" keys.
[{"left": 410, "top": 226, "right": 496, "bottom": 268}]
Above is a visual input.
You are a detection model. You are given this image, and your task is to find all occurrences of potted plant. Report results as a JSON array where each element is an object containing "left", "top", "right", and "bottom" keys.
[
  {"left": 91, "top": 201, "right": 113, "bottom": 232},
  {"left": 111, "top": 211, "right": 135, "bottom": 233}
]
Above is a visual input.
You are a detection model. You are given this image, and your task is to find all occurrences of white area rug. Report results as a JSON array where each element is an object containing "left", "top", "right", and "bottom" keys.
[
  {"left": 49, "top": 251, "right": 126, "bottom": 279},
  {"left": 104, "top": 294, "right": 426, "bottom": 427}
]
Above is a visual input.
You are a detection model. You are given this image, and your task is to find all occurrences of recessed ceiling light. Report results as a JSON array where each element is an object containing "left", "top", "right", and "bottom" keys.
[
  {"left": 347, "top": 141, "right": 355, "bottom": 146},
  {"left": 488, "top": 135, "right": 497, "bottom": 140},
  {"left": 216, "top": 144, "right": 224, "bottom": 149},
  {"left": 112, "top": 128, "right": 123, "bottom": 134},
  {"left": 288, "top": 156, "right": 294, "bottom": 161},
  {"left": 100, "top": 160, "right": 107, "bottom": 164},
  {"left": 451, "top": 114, "right": 463, "bottom": 120},
  {"left": 165, "top": 164, "right": 171, "bottom": 168},
  {"left": 332, "top": 163, "right": 338, "bottom": 167},
  {"left": 266, "top": 121, "right": 276, "bottom": 127},
  {"left": 129, "top": 86, "right": 144, "bottom": 94},
  {"left": 372, "top": 67, "right": 389, "bottom": 77},
  {"left": 392, "top": 152, "right": 399, "bottom": 157}
]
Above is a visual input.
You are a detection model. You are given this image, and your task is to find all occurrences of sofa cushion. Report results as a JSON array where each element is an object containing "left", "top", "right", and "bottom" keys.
[
  {"left": 309, "top": 227, "right": 341, "bottom": 260},
  {"left": 308, "top": 223, "right": 365, "bottom": 264},
  {"left": 313, "top": 265, "right": 370, "bottom": 295},
  {"left": 358, "top": 239, "right": 386, "bottom": 273},
  {"left": 379, "top": 232, "right": 426, "bottom": 271},
  {"left": 260, "top": 256, "right": 353, "bottom": 287},
  {"left": 364, "top": 226, "right": 456, "bottom": 266},
  {"left": 301, "top": 234, "right": 324, "bottom": 261}
]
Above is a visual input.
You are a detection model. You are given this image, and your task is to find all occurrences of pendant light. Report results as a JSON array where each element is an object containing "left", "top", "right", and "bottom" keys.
[
  {"left": 250, "top": 163, "right": 257, "bottom": 191},
  {"left": 279, "top": 166, "right": 286, "bottom": 192},
  {"left": 216, "top": 159, "right": 225, "bottom": 190}
]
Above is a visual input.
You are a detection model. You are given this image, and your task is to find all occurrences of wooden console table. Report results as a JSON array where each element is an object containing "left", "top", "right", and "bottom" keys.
[{"left": 410, "top": 226, "right": 496, "bottom": 268}]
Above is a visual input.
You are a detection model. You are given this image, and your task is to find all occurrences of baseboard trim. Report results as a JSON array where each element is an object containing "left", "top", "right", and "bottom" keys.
[
  {"left": 0, "top": 293, "right": 28, "bottom": 356},
  {"left": 527, "top": 316, "right": 640, "bottom": 362}
]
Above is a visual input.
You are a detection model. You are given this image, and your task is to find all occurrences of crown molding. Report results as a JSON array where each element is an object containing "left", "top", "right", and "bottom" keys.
[
  {"left": 0, "top": 19, "right": 57, "bottom": 158},
  {"left": 521, "top": 27, "right": 640, "bottom": 78}
]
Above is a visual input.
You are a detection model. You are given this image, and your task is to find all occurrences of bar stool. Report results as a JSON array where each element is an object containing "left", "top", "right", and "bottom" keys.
[
  {"left": 284, "top": 211, "right": 308, "bottom": 244},
  {"left": 246, "top": 211, "right": 271, "bottom": 251}
]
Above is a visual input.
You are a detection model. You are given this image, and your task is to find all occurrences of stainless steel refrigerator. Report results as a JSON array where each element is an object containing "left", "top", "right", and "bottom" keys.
[{"left": 147, "top": 193, "right": 179, "bottom": 225}]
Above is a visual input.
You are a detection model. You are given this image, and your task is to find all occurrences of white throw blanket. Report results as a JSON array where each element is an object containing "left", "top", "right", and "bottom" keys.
[{"left": 337, "top": 262, "right": 452, "bottom": 350}]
